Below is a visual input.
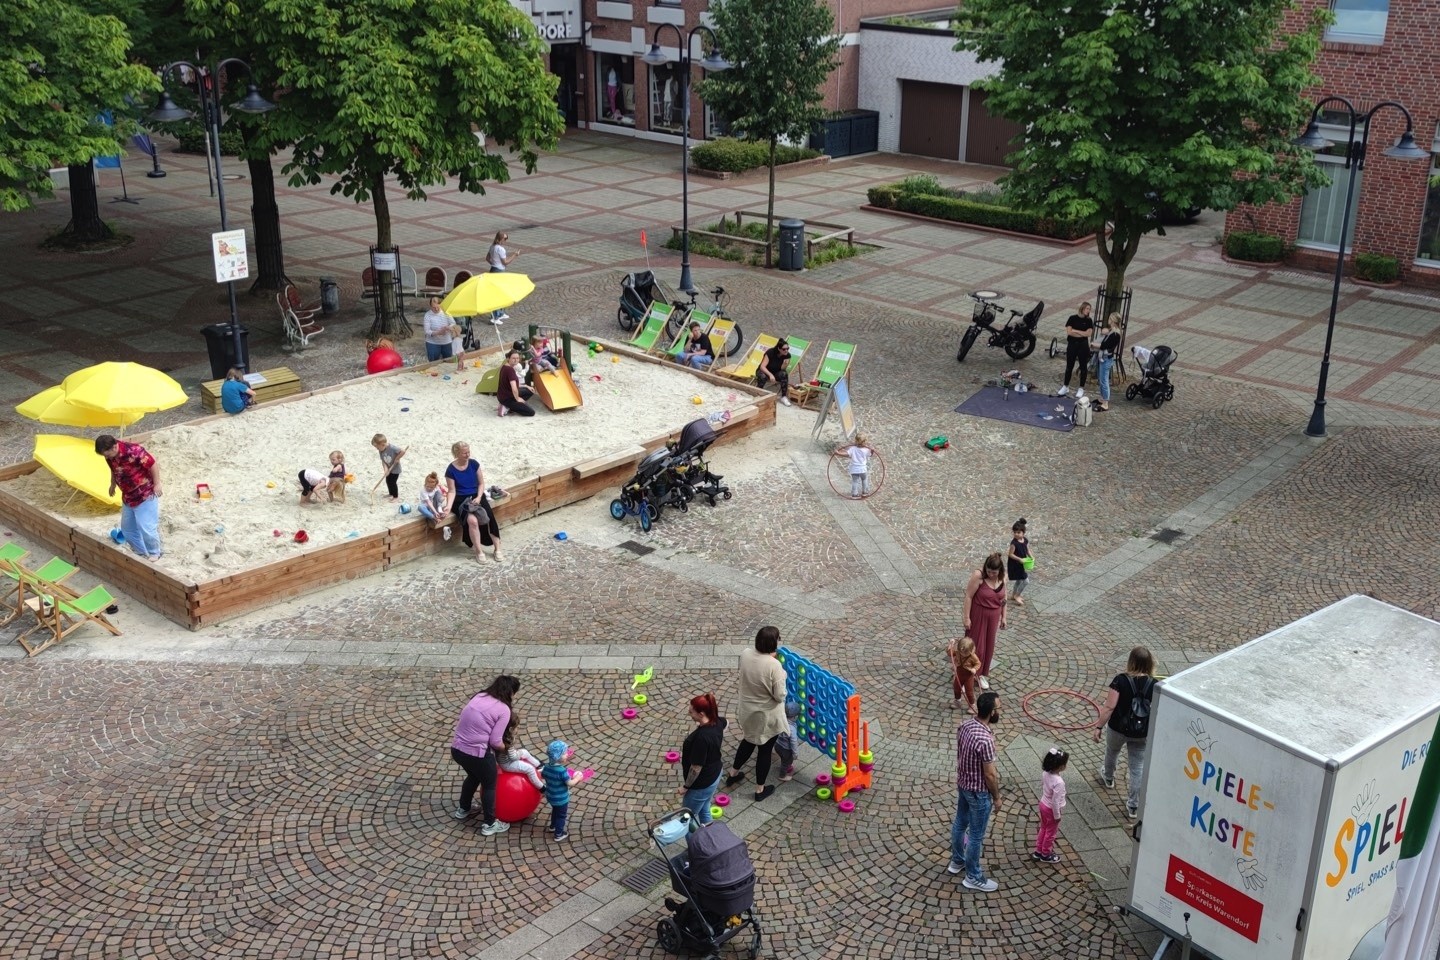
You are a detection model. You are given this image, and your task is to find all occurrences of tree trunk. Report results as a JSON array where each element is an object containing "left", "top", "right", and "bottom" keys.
[
  {"left": 368, "top": 172, "right": 410, "bottom": 339},
  {"left": 1095, "top": 217, "right": 1143, "bottom": 304},
  {"left": 764, "top": 138, "right": 778, "bottom": 269},
  {"left": 246, "top": 150, "right": 286, "bottom": 293},
  {"left": 62, "top": 163, "right": 113, "bottom": 242}
]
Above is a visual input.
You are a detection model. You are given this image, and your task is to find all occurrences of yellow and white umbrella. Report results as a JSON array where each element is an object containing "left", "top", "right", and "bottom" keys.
[
  {"left": 62, "top": 362, "right": 187, "bottom": 416},
  {"left": 17, "top": 385, "right": 145, "bottom": 429},
  {"left": 32, "top": 434, "right": 122, "bottom": 508}
]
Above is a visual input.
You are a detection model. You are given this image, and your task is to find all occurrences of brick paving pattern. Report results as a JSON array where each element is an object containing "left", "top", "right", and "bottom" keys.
[{"left": 3, "top": 132, "right": 1440, "bottom": 958}]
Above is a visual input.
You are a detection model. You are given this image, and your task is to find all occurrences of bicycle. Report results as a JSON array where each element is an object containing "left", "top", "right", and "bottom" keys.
[{"left": 665, "top": 285, "right": 744, "bottom": 357}]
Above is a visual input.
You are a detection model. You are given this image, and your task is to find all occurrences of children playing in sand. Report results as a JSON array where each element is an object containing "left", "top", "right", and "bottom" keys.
[
  {"left": 371, "top": 434, "right": 406, "bottom": 501},
  {"left": 298, "top": 467, "right": 330, "bottom": 504},
  {"left": 220, "top": 368, "right": 255, "bottom": 414},
  {"left": 417, "top": 472, "right": 446, "bottom": 520},
  {"left": 327, "top": 451, "right": 347, "bottom": 503}
]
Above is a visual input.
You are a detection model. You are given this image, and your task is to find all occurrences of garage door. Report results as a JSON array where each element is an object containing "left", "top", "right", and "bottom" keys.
[
  {"left": 898, "top": 80, "right": 963, "bottom": 160},
  {"left": 964, "top": 89, "right": 1025, "bottom": 167}
]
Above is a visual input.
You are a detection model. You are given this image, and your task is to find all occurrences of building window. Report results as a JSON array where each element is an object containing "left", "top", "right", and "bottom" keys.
[
  {"left": 1417, "top": 128, "right": 1440, "bottom": 262},
  {"left": 595, "top": 53, "right": 635, "bottom": 127},
  {"left": 649, "top": 63, "right": 682, "bottom": 134},
  {"left": 1326, "top": 0, "right": 1388, "bottom": 43},
  {"left": 1297, "top": 122, "right": 1362, "bottom": 250}
]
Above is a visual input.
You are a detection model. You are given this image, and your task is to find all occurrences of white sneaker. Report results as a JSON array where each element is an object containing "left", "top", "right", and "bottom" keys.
[
  {"left": 480, "top": 819, "right": 510, "bottom": 836},
  {"left": 780, "top": 396, "right": 792, "bottom": 407},
  {"left": 442, "top": 526, "right": 452, "bottom": 542},
  {"left": 488, "top": 316, "right": 505, "bottom": 326},
  {"left": 946, "top": 861, "right": 964, "bottom": 875},
  {"left": 962, "top": 876, "right": 999, "bottom": 892},
  {"left": 1057, "top": 385, "right": 1069, "bottom": 397},
  {"left": 1075, "top": 388, "right": 1085, "bottom": 399},
  {"left": 978, "top": 676, "right": 990, "bottom": 690}
]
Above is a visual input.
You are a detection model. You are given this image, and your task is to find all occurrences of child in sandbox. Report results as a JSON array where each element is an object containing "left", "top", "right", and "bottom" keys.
[
  {"left": 220, "top": 368, "right": 256, "bottom": 414},
  {"left": 529, "top": 335, "right": 561, "bottom": 374},
  {"left": 327, "top": 450, "right": 348, "bottom": 504},
  {"left": 298, "top": 467, "right": 330, "bottom": 504}
]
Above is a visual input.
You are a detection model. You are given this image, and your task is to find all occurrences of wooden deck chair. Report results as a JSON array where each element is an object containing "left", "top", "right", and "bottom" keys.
[
  {"left": 706, "top": 317, "right": 737, "bottom": 364},
  {"left": 421, "top": 267, "right": 448, "bottom": 295},
  {"left": 0, "top": 543, "right": 26, "bottom": 565},
  {"left": 0, "top": 555, "right": 77, "bottom": 628},
  {"left": 783, "top": 336, "right": 811, "bottom": 380},
  {"left": 400, "top": 265, "right": 421, "bottom": 296},
  {"left": 17, "top": 583, "right": 121, "bottom": 657},
  {"left": 627, "top": 302, "right": 674, "bottom": 353},
  {"left": 284, "top": 282, "right": 321, "bottom": 319},
  {"left": 717, "top": 333, "right": 779, "bottom": 381},
  {"left": 665, "top": 309, "right": 714, "bottom": 361},
  {"left": 795, "top": 340, "right": 857, "bottom": 409}
]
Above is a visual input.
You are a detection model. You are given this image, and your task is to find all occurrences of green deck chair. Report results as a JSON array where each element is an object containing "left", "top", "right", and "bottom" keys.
[
  {"left": 627, "top": 302, "right": 675, "bottom": 353},
  {"left": 796, "top": 340, "right": 856, "bottom": 409},
  {"left": 1, "top": 556, "right": 77, "bottom": 628},
  {"left": 666, "top": 310, "right": 714, "bottom": 360},
  {"left": 18, "top": 584, "right": 121, "bottom": 657}
]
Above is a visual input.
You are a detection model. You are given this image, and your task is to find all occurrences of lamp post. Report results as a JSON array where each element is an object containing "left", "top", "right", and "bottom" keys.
[
  {"left": 1291, "top": 97, "right": 1428, "bottom": 438},
  {"left": 642, "top": 26, "right": 730, "bottom": 296},
  {"left": 150, "top": 60, "right": 276, "bottom": 374}
]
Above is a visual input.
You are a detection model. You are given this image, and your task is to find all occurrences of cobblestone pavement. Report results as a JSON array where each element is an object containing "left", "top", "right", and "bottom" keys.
[{"left": 3, "top": 133, "right": 1440, "bottom": 959}]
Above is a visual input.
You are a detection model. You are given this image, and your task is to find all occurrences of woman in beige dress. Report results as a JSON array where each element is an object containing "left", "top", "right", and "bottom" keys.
[{"left": 724, "top": 625, "right": 789, "bottom": 801}]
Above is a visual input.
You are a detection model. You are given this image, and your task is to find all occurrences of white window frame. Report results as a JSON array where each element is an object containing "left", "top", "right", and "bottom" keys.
[
  {"left": 1325, "top": 0, "right": 1389, "bottom": 43},
  {"left": 1296, "top": 122, "right": 1363, "bottom": 252},
  {"left": 1414, "top": 126, "right": 1440, "bottom": 265}
]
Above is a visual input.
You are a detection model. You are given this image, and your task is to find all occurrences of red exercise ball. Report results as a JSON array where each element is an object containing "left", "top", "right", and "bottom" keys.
[
  {"left": 366, "top": 347, "right": 404, "bottom": 374},
  {"left": 493, "top": 770, "right": 543, "bottom": 823}
]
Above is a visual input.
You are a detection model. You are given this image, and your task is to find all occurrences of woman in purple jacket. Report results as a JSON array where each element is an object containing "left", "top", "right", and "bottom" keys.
[{"left": 451, "top": 675, "right": 521, "bottom": 834}]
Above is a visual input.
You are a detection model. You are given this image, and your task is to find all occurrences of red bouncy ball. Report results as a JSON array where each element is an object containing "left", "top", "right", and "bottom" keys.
[
  {"left": 493, "top": 770, "right": 542, "bottom": 822},
  {"left": 366, "top": 348, "right": 404, "bottom": 374}
]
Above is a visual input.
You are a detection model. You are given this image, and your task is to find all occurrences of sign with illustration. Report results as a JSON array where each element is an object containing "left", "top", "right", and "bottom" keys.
[
  {"left": 1130, "top": 699, "right": 1324, "bottom": 960},
  {"left": 211, "top": 229, "right": 249, "bottom": 283}
]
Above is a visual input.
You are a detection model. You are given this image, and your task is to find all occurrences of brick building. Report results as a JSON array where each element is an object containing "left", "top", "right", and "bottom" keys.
[
  {"left": 507, "top": 0, "right": 1008, "bottom": 160},
  {"left": 1226, "top": 0, "right": 1440, "bottom": 285}
]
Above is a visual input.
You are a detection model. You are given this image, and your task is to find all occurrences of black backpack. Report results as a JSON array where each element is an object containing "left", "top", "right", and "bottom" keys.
[{"left": 1119, "top": 676, "right": 1154, "bottom": 739}]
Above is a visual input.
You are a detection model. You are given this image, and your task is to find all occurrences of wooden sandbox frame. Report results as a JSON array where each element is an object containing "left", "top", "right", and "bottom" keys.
[{"left": 0, "top": 339, "right": 776, "bottom": 630}]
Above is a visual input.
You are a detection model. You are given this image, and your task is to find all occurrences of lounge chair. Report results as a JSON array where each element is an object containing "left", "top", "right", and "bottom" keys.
[
  {"left": 0, "top": 555, "right": 77, "bottom": 628},
  {"left": 665, "top": 310, "right": 714, "bottom": 361},
  {"left": 706, "top": 317, "right": 737, "bottom": 364},
  {"left": 717, "top": 333, "right": 779, "bottom": 382},
  {"left": 627, "top": 302, "right": 675, "bottom": 353},
  {"left": 17, "top": 582, "right": 121, "bottom": 657},
  {"left": 794, "top": 340, "right": 856, "bottom": 409}
]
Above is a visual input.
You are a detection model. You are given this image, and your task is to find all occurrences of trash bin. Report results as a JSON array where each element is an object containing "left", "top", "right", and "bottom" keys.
[
  {"left": 778, "top": 219, "right": 805, "bottom": 272},
  {"left": 201, "top": 322, "right": 250, "bottom": 379},
  {"left": 320, "top": 277, "right": 339, "bottom": 315}
]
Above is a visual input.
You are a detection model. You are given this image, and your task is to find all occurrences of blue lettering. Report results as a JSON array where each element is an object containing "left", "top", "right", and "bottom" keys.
[{"left": 1191, "top": 796, "right": 1212, "bottom": 829}]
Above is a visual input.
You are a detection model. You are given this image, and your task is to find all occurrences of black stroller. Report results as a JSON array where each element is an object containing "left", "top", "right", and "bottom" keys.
[
  {"left": 650, "top": 810, "right": 762, "bottom": 960},
  {"left": 658, "top": 418, "right": 732, "bottom": 511},
  {"left": 1125, "top": 345, "right": 1177, "bottom": 409},
  {"left": 610, "top": 447, "right": 669, "bottom": 531},
  {"left": 617, "top": 270, "right": 669, "bottom": 332}
]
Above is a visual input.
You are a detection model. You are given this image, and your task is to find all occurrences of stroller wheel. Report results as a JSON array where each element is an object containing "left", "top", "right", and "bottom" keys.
[
  {"left": 722, "top": 489, "right": 733, "bottom": 500},
  {"left": 609, "top": 498, "right": 626, "bottom": 521},
  {"left": 1125, "top": 383, "right": 1139, "bottom": 401},
  {"left": 1048, "top": 336, "right": 1061, "bottom": 358},
  {"left": 1165, "top": 384, "right": 1175, "bottom": 400},
  {"left": 1153, "top": 392, "right": 1165, "bottom": 409},
  {"left": 617, "top": 306, "right": 637, "bottom": 333},
  {"left": 657, "top": 917, "right": 683, "bottom": 954}
]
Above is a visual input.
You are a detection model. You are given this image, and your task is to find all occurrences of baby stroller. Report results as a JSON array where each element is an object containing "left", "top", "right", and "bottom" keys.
[
  {"left": 610, "top": 447, "right": 669, "bottom": 531},
  {"left": 617, "top": 270, "right": 668, "bottom": 333},
  {"left": 650, "top": 810, "right": 763, "bottom": 960},
  {"left": 1125, "top": 345, "right": 1177, "bottom": 409},
  {"left": 658, "top": 418, "right": 732, "bottom": 511}
]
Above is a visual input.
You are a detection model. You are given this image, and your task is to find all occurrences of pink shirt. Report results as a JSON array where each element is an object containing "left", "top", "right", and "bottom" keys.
[
  {"left": 1040, "top": 770, "right": 1067, "bottom": 813},
  {"left": 452, "top": 693, "right": 511, "bottom": 758}
]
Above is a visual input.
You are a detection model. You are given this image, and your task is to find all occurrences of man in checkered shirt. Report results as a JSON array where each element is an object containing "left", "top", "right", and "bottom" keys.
[{"left": 947, "top": 691, "right": 1002, "bottom": 891}]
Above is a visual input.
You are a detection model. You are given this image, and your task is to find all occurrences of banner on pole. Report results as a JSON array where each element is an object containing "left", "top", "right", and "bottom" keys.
[{"left": 211, "top": 229, "right": 250, "bottom": 283}]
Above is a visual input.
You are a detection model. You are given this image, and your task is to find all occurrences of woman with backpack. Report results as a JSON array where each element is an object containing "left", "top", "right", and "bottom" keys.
[{"left": 1093, "top": 646, "right": 1155, "bottom": 820}]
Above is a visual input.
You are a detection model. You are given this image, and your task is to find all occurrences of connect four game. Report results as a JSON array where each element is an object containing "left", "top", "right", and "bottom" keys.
[{"left": 778, "top": 647, "right": 874, "bottom": 802}]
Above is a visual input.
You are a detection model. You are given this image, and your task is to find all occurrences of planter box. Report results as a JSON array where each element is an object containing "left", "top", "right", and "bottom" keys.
[
  {"left": 809, "top": 111, "right": 879, "bottom": 159},
  {"left": 860, "top": 204, "right": 1095, "bottom": 247},
  {"left": 689, "top": 155, "right": 831, "bottom": 181}
]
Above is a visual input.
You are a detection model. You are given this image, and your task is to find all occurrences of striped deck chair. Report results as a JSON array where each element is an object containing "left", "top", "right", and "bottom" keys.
[
  {"left": 1, "top": 555, "right": 77, "bottom": 628},
  {"left": 666, "top": 310, "right": 714, "bottom": 361},
  {"left": 706, "top": 317, "right": 737, "bottom": 364},
  {"left": 17, "top": 582, "right": 121, "bottom": 657},
  {"left": 795, "top": 340, "right": 857, "bottom": 409},
  {"left": 627, "top": 302, "right": 675, "bottom": 353},
  {"left": 717, "top": 333, "right": 779, "bottom": 381}
]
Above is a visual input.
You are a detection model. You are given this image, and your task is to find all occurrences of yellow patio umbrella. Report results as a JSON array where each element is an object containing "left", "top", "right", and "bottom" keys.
[
  {"left": 62, "top": 361, "right": 188, "bottom": 415},
  {"left": 32, "top": 435, "right": 122, "bottom": 508},
  {"left": 440, "top": 272, "right": 536, "bottom": 316},
  {"left": 16, "top": 385, "right": 145, "bottom": 429}
]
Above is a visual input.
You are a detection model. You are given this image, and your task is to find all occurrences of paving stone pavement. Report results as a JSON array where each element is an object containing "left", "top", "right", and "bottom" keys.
[{"left": 2, "top": 133, "right": 1440, "bottom": 959}]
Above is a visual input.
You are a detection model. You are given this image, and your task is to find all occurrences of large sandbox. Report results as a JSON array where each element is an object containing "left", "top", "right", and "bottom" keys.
[{"left": 0, "top": 341, "right": 775, "bottom": 628}]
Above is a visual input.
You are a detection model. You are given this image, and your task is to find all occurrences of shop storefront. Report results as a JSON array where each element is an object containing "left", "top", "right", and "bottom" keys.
[{"left": 510, "top": 0, "right": 583, "bottom": 127}]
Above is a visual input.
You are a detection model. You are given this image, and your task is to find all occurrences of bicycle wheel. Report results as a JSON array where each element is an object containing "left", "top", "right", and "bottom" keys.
[
  {"left": 665, "top": 304, "right": 690, "bottom": 342},
  {"left": 956, "top": 326, "right": 980, "bottom": 363},
  {"left": 724, "top": 322, "right": 743, "bottom": 357},
  {"left": 1004, "top": 331, "right": 1037, "bottom": 360},
  {"left": 609, "top": 498, "right": 626, "bottom": 521}
]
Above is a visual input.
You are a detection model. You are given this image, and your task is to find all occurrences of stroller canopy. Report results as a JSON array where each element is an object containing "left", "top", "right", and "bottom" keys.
[
  {"left": 676, "top": 418, "right": 717, "bottom": 456},
  {"left": 686, "top": 822, "right": 754, "bottom": 890}
]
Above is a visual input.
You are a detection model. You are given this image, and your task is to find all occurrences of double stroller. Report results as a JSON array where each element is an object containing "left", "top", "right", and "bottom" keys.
[
  {"left": 1125, "top": 345, "right": 1177, "bottom": 409},
  {"left": 650, "top": 810, "right": 762, "bottom": 959},
  {"left": 617, "top": 270, "right": 669, "bottom": 333},
  {"left": 609, "top": 419, "right": 732, "bottom": 530}
]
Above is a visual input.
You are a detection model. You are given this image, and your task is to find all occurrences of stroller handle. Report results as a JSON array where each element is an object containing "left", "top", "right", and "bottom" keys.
[{"left": 649, "top": 808, "right": 697, "bottom": 837}]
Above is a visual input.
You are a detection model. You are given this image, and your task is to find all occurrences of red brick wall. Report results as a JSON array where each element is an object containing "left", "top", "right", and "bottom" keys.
[{"left": 1225, "top": 0, "right": 1440, "bottom": 284}]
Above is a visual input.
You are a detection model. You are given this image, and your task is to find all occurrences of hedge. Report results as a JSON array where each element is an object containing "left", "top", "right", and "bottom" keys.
[
  {"left": 690, "top": 138, "right": 822, "bottom": 173},
  {"left": 1223, "top": 231, "right": 1284, "bottom": 263},
  {"left": 163, "top": 120, "right": 245, "bottom": 157},
  {"left": 1353, "top": 252, "right": 1399, "bottom": 283},
  {"left": 867, "top": 182, "right": 1088, "bottom": 241}
]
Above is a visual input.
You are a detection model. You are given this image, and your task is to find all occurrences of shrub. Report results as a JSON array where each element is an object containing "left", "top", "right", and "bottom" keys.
[
  {"left": 164, "top": 120, "right": 245, "bottom": 157},
  {"left": 867, "top": 186, "right": 900, "bottom": 208},
  {"left": 1353, "top": 252, "right": 1399, "bottom": 283},
  {"left": 896, "top": 174, "right": 944, "bottom": 196},
  {"left": 690, "top": 138, "right": 821, "bottom": 173},
  {"left": 891, "top": 192, "right": 1089, "bottom": 241},
  {"left": 1223, "top": 231, "right": 1285, "bottom": 262}
]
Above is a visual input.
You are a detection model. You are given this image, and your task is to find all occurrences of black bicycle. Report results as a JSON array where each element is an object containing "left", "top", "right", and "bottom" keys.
[
  {"left": 956, "top": 291, "right": 1044, "bottom": 363},
  {"left": 665, "top": 285, "right": 743, "bottom": 357}
]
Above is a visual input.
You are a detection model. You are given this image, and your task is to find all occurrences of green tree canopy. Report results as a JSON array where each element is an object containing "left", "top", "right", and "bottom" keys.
[
  {"left": 955, "top": 0, "right": 1326, "bottom": 299},
  {"left": 698, "top": 0, "right": 840, "bottom": 265},
  {"left": 188, "top": 0, "right": 565, "bottom": 333},
  {"left": 1, "top": 0, "right": 157, "bottom": 212}
]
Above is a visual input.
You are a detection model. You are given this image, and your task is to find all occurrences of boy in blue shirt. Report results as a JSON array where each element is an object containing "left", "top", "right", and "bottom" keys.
[
  {"left": 541, "top": 740, "right": 587, "bottom": 841},
  {"left": 220, "top": 368, "right": 255, "bottom": 414}
]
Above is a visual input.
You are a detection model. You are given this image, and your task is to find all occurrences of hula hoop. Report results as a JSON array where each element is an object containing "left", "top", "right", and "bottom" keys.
[
  {"left": 1020, "top": 688, "right": 1101, "bottom": 732},
  {"left": 827, "top": 447, "right": 887, "bottom": 501}
]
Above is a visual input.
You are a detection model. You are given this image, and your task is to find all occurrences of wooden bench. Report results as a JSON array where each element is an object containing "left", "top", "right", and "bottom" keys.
[{"left": 200, "top": 366, "right": 302, "bottom": 414}]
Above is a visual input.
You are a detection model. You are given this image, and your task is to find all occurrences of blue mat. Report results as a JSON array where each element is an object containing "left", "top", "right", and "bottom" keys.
[{"left": 954, "top": 385, "right": 1074, "bottom": 432}]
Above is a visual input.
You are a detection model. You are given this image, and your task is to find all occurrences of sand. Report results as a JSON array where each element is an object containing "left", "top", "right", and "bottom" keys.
[{"left": 1, "top": 349, "right": 750, "bottom": 578}]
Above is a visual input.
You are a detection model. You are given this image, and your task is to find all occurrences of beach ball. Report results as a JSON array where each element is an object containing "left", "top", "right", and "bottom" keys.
[
  {"left": 366, "top": 348, "right": 404, "bottom": 374},
  {"left": 494, "top": 771, "right": 542, "bottom": 823}
]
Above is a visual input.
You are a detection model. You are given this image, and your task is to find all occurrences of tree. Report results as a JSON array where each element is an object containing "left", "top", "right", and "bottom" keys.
[
  {"left": 699, "top": 0, "right": 840, "bottom": 267},
  {"left": 1, "top": 0, "right": 156, "bottom": 239},
  {"left": 189, "top": 0, "right": 565, "bottom": 336},
  {"left": 954, "top": 0, "right": 1325, "bottom": 302}
]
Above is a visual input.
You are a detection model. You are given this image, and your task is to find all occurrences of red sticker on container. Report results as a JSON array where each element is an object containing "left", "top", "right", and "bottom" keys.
[{"left": 1164, "top": 854, "right": 1263, "bottom": 943}]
